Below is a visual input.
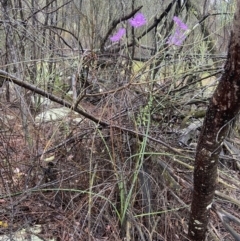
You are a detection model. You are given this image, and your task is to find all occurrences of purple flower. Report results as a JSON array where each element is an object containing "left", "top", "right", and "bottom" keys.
[
  {"left": 129, "top": 13, "right": 146, "bottom": 28},
  {"left": 167, "top": 16, "right": 188, "bottom": 46},
  {"left": 173, "top": 16, "right": 188, "bottom": 30},
  {"left": 167, "top": 29, "right": 187, "bottom": 46},
  {"left": 110, "top": 28, "right": 126, "bottom": 42}
]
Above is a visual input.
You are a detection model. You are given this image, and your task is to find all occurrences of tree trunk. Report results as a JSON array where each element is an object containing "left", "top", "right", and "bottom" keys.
[{"left": 188, "top": 1, "right": 240, "bottom": 240}]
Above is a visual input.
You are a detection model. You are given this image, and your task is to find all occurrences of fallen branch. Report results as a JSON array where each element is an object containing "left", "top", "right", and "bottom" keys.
[
  {"left": 0, "top": 69, "right": 184, "bottom": 156},
  {"left": 0, "top": 70, "right": 108, "bottom": 127}
]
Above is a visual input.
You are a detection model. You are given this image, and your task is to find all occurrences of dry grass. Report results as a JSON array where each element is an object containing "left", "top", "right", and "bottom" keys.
[{"left": 0, "top": 51, "right": 239, "bottom": 241}]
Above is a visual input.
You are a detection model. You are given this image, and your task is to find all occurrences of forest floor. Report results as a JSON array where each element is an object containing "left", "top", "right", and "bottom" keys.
[{"left": 0, "top": 86, "right": 239, "bottom": 241}]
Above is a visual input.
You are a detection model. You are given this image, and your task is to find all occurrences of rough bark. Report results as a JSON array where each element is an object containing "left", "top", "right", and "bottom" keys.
[{"left": 188, "top": 1, "right": 240, "bottom": 240}]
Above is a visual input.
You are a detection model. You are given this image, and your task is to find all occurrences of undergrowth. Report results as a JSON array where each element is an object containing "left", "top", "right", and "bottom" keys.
[{"left": 0, "top": 1, "right": 239, "bottom": 240}]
